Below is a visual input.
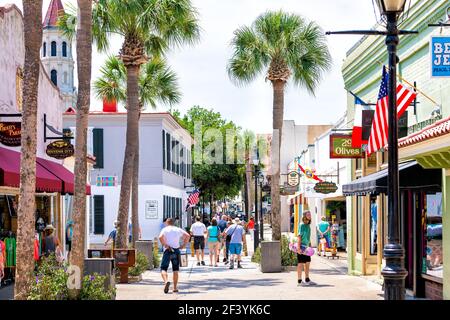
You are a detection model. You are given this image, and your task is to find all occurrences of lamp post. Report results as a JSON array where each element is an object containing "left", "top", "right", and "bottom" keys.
[
  {"left": 375, "top": 0, "right": 409, "bottom": 300},
  {"left": 259, "top": 175, "right": 264, "bottom": 241},
  {"left": 252, "top": 157, "right": 260, "bottom": 252}
]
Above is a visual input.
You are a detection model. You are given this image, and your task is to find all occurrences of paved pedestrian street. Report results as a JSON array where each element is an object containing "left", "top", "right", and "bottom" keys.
[{"left": 116, "top": 254, "right": 383, "bottom": 300}]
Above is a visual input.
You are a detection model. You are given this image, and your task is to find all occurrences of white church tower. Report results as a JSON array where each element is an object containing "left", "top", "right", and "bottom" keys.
[{"left": 41, "top": 0, "right": 77, "bottom": 112}]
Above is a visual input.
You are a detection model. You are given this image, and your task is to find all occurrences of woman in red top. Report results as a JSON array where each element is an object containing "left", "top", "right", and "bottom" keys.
[{"left": 247, "top": 217, "right": 255, "bottom": 230}]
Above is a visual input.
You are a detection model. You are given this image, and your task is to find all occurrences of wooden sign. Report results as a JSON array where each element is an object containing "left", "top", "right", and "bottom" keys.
[
  {"left": 314, "top": 181, "right": 338, "bottom": 194},
  {"left": 287, "top": 171, "right": 300, "bottom": 187},
  {"left": 0, "top": 122, "right": 21, "bottom": 146},
  {"left": 46, "top": 140, "right": 74, "bottom": 159},
  {"left": 329, "top": 134, "right": 364, "bottom": 159}
]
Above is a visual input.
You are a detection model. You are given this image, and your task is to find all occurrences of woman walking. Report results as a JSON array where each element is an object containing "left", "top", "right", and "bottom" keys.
[{"left": 206, "top": 218, "right": 221, "bottom": 267}]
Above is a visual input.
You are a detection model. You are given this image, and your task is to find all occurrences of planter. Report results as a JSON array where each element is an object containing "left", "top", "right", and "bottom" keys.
[
  {"left": 260, "top": 241, "right": 282, "bottom": 273},
  {"left": 136, "top": 240, "right": 154, "bottom": 270},
  {"left": 84, "top": 258, "right": 115, "bottom": 290}
]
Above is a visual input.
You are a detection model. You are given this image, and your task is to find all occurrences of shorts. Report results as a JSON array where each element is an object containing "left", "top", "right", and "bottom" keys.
[
  {"left": 229, "top": 243, "right": 242, "bottom": 255},
  {"left": 297, "top": 254, "right": 311, "bottom": 264},
  {"left": 160, "top": 248, "right": 181, "bottom": 272},
  {"left": 193, "top": 236, "right": 205, "bottom": 250}
]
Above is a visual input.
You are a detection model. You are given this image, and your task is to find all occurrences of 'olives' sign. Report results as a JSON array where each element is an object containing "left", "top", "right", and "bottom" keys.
[
  {"left": 314, "top": 181, "right": 338, "bottom": 194},
  {"left": 46, "top": 140, "right": 74, "bottom": 159},
  {"left": 329, "top": 134, "right": 363, "bottom": 159}
]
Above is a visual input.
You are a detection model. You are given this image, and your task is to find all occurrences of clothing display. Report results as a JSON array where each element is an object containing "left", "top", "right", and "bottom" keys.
[{"left": 4, "top": 237, "right": 16, "bottom": 267}]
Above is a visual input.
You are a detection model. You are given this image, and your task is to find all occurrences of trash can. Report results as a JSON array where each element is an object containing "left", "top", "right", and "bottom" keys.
[
  {"left": 135, "top": 240, "right": 153, "bottom": 270},
  {"left": 260, "top": 241, "right": 282, "bottom": 273}
]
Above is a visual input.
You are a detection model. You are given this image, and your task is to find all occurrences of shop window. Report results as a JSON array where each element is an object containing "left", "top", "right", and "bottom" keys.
[
  {"left": 369, "top": 197, "right": 378, "bottom": 255},
  {"left": 93, "top": 128, "right": 104, "bottom": 169},
  {"left": 51, "top": 69, "right": 57, "bottom": 86},
  {"left": 424, "top": 193, "right": 443, "bottom": 279},
  {"left": 355, "top": 158, "right": 362, "bottom": 171},
  {"left": 367, "top": 152, "right": 376, "bottom": 168},
  {"left": 62, "top": 41, "right": 67, "bottom": 57},
  {"left": 93, "top": 195, "right": 104, "bottom": 234},
  {"left": 382, "top": 150, "right": 388, "bottom": 165},
  {"left": 51, "top": 41, "right": 57, "bottom": 56}
]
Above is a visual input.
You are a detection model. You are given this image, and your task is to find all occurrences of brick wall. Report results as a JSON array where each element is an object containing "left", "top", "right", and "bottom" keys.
[{"left": 425, "top": 279, "right": 443, "bottom": 300}]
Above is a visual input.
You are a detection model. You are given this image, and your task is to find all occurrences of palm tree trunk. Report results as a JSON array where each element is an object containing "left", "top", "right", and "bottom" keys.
[
  {"left": 245, "top": 155, "right": 253, "bottom": 215},
  {"left": 69, "top": 0, "right": 92, "bottom": 299},
  {"left": 270, "top": 80, "right": 285, "bottom": 241},
  {"left": 116, "top": 65, "right": 140, "bottom": 248},
  {"left": 131, "top": 117, "right": 140, "bottom": 247},
  {"left": 14, "top": 0, "right": 43, "bottom": 300}
]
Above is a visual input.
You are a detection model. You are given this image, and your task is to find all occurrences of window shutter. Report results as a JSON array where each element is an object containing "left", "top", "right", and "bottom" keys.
[
  {"left": 93, "top": 128, "right": 104, "bottom": 169},
  {"left": 93, "top": 195, "right": 105, "bottom": 235},
  {"left": 166, "top": 133, "right": 171, "bottom": 171},
  {"left": 162, "top": 130, "right": 166, "bottom": 170}
]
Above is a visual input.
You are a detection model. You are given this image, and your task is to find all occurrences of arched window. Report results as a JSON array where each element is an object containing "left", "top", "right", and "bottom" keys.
[
  {"left": 51, "top": 41, "right": 57, "bottom": 56},
  {"left": 51, "top": 70, "right": 57, "bottom": 86},
  {"left": 63, "top": 72, "right": 68, "bottom": 84},
  {"left": 62, "top": 42, "right": 67, "bottom": 57},
  {"left": 43, "top": 42, "right": 46, "bottom": 57}
]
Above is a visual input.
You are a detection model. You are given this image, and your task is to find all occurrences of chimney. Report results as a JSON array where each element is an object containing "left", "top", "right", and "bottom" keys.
[{"left": 103, "top": 99, "right": 117, "bottom": 112}]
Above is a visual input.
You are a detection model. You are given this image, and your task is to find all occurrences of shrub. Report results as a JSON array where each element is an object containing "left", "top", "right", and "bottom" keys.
[
  {"left": 153, "top": 246, "right": 161, "bottom": 267},
  {"left": 80, "top": 273, "right": 116, "bottom": 300},
  {"left": 281, "top": 235, "right": 298, "bottom": 266},
  {"left": 128, "top": 252, "right": 149, "bottom": 277},
  {"left": 251, "top": 247, "right": 261, "bottom": 263}
]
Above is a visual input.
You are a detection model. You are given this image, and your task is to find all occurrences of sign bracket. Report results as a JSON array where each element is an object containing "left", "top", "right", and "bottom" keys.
[{"left": 44, "top": 113, "right": 73, "bottom": 142}]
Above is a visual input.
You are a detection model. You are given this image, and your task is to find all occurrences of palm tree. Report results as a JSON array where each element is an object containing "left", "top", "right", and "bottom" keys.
[
  {"left": 94, "top": 56, "right": 181, "bottom": 246},
  {"left": 60, "top": 0, "right": 199, "bottom": 248},
  {"left": 67, "top": 0, "right": 93, "bottom": 298},
  {"left": 228, "top": 11, "right": 331, "bottom": 241},
  {"left": 14, "top": 0, "right": 43, "bottom": 300}
]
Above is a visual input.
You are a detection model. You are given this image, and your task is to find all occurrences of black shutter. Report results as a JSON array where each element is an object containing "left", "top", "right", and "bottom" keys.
[
  {"left": 171, "top": 140, "right": 176, "bottom": 172},
  {"left": 162, "top": 130, "right": 166, "bottom": 170},
  {"left": 93, "top": 195, "right": 104, "bottom": 234},
  {"left": 93, "top": 128, "right": 104, "bottom": 169},
  {"left": 166, "top": 133, "right": 171, "bottom": 171}
]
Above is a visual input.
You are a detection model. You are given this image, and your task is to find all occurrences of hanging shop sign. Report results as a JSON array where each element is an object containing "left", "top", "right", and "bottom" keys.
[
  {"left": 430, "top": 36, "right": 450, "bottom": 77},
  {"left": 96, "top": 176, "right": 118, "bottom": 187},
  {"left": 46, "top": 140, "right": 74, "bottom": 159},
  {"left": 280, "top": 184, "right": 298, "bottom": 196},
  {"left": 0, "top": 122, "right": 21, "bottom": 146},
  {"left": 329, "top": 134, "right": 364, "bottom": 159},
  {"left": 314, "top": 181, "right": 338, "bottom": 194},
  {"left": 287, "top": 171, "right": 300, "bottom": 187}
]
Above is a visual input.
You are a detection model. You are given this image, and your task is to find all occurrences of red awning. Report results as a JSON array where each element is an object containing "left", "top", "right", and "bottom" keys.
[
  {"left": 36, "top": 157, "right": 91, "bottom": 195},
  {"left": 0, "top": 147, "right": 91, "bottom": 195},
  {"left": 0, "top": 147, "right": 62, "bottom": 193}
]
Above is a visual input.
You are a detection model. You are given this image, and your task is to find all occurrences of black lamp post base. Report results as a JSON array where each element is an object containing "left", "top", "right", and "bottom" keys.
[
  {"left": 254, "top": 223, "right": 260, "bottom": 252},
  {"left": 381, "top": 243, "right": 408, "bottom": 300}
]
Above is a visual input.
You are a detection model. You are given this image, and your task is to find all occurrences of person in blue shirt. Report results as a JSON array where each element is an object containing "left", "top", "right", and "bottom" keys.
[
  {"left": 105, "top": 220, "right": 119, "bottom": 247},
  {"left": 297, "top": 211, "right": 315, "bottom": 286}
]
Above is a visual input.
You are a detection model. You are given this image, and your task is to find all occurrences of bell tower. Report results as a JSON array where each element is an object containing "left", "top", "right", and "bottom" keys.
[{"left": 41, "top": 0, "right": 77, "bottom": 112}]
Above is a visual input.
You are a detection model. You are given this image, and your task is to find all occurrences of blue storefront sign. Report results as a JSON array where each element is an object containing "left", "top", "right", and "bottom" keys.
[{"left": 431, "top": 36, "right": 450, "bottom": 77}]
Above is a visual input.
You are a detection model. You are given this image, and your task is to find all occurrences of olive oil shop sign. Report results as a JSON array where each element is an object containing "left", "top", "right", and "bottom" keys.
[
  {"left": 0, "top": 122, "right": 21, "bottom": 147},
  {"left": 329, "top": 134, "right": 364, "bottom": 159},
  {"left": 431, "top": 36, "right": 450, "bottom": 78}
]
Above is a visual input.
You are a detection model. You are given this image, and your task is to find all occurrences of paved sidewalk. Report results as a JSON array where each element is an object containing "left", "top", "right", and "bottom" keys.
[{"left": 116, "top": 249, "right": 383, "bottom": 300}]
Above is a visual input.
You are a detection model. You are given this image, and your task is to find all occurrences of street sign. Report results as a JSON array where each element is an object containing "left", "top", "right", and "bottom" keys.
[
  {"left": 0, "top": 122, "right": 21, "bottom": 146},
  {"left": 430, "top": 36, "right": 450, "bottom": 77},
  {"left": 287, "top": 171, "right": 300, "bottom": 187},
  {"left": 314, "top": 181, "right": 338, "bottom": 194},
  {"left": 46, "top": 140, "right": 74, "bottom": 159},
  {"left": 329, "top": 134, "right": 364, "bottom": 159}
]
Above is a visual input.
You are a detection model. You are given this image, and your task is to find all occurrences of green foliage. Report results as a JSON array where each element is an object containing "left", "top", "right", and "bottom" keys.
[
  {"left": 228, "top": 10, "right": 332, "bottom": 95},
  {"left": 281, "top": 235, "right": 297, "bottom": 266},
  {"left": 80, "top": 274, "right": 116, "bottom": 300},
  {"left": 128, "top": 252, "right": 149, "bottom": 277},
  {"left": 153, "top": 247, "right": 161, "bottom": 267},
  {"left": 28, "top": 254, "right": 115, "bottom": 300},
  {"left": 251, "top": 247, "right": 261, "bottom": 264}
]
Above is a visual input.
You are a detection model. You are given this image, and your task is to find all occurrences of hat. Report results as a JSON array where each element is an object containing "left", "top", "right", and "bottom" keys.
[
  {"left": 44, "top": 224, "right": 56, "bottom": 231},
  {"left": 234, "top": 217, "right": 240, "bottom": 224}
]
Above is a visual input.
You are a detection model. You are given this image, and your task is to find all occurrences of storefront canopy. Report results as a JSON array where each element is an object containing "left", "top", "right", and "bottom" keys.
[
  {"left": 343, "top": 161, "right": 442, "bottom": 196},
  {"left": 0, "top": 147, "right": 91, "bottom": 195}
]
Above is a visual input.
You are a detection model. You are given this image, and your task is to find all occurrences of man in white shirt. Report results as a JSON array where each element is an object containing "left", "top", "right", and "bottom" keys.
[
  {"left": 159, "top": 218, "right": 190, "bottom": 294},
  {"left": 190, "top": 215, "right": 207, "bottom": 266}
]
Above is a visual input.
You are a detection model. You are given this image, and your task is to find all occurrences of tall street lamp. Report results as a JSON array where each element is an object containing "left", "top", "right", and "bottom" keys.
[
  {"left": 325, "top": 0, "right": 415, "bottom": 300},
  {"left": 375, "top": 0, "right": 409, "bottom": 300},
  {"left": 259, "top": 173, "right": 264, "bottom": 241},
  {"left": 253, "top": 156, "right": 260, "bottom": 252}
]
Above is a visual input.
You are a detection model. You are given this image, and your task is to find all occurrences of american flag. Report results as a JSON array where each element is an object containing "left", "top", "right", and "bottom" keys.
[
  {"left": 187, "top": 189, "right": 200, "bottom": 207},
  {"left": 367, "top": 68, "right": 417, "bottom": 156}
]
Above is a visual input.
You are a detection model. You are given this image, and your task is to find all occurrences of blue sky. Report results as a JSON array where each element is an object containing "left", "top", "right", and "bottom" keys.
[{"left": 4, "top": 0, "right": 377, "bottom": 133}]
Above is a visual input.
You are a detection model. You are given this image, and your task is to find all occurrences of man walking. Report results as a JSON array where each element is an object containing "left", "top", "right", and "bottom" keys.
[
  {"left": 190, "top": 216, "right": 207, "bottom": 266},
  {"left": 159, "top": 218, "right": 191, "bottom": 293},
  {"left": 218, "top": 215, "right": 228, "bottom": 262},
  {"left": 226, "top": 217, "right": 246, "bottom": 269}
]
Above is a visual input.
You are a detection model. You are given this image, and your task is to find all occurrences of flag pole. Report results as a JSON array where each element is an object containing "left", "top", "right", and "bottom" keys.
[{"left": 378, "top": 61, "right": 439, "bottom": 106}]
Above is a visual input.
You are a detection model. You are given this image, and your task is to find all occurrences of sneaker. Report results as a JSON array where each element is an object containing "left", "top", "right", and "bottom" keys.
[
  {"left": 164, "top": 281, "right": 171, "bottom": 294},
  {"left": 201, "top": 261, "right": 205, "bottom": 266},
  {"left": 237, "top": 262, "right": 243, "bottom": 269},
  {"left": 224, "top": 260, "right": 229, "bottom": 265},
  {"left": 305, "top": 278, "right": 316, "bottom": 286},
  {"left": 297, "top": 281, "right": 302, "bottom": 287},
  {"left": 197, "top": 262, "right": 201, "bottom": 266},
  {"left": 229, "top": 261, "right": 234, "bottom": 269},
  {"left": 223, "top": 258, "right": 227, "bottom": 262}
]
